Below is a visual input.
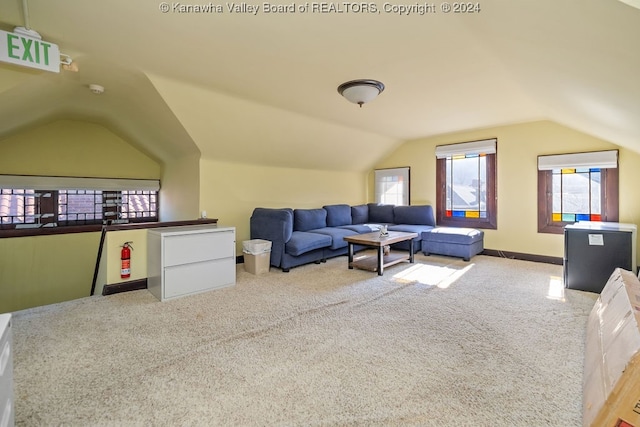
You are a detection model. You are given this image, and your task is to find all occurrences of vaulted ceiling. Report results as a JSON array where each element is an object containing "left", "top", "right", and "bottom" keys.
[{"left": 0, "top": 0, "right": 639, "bottom": 171}]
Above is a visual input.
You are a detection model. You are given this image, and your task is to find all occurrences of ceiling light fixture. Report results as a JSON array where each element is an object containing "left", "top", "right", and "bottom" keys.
[{"left": 337, "top": 79, "right": 385, "bottom": 108}]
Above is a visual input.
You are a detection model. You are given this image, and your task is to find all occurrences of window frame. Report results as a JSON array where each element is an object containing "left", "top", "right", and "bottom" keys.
[
  {"left": 0, "top": 189, "right": 159, "bottom": 230},
  {"left": 0, "top": 175, "right": 160, "bottom": 235},
  {"left": 537, "top": 167, "right": 619, "bottom": 234},
  {"left": 374, "top": 167, "right": 410, "bottom": 206},
  {"left": 435, "top": 142, "right": 497, "bottom": 230}
]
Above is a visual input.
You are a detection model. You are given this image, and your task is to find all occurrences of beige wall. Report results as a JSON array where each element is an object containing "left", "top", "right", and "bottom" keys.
[
  {"left": 199, "top": 158, "right": 368, "bottom": 254},
  {"left": 0, "top": 119, "right": 161, "bottom": 178},
  {"left": 160, "top": 154, "right": 200, "bottom": 221},
  {"left": 0, "top": 119, "right": 162, "bottom": 312},
  {"left": 0, "top": 232, "right": 101, "bottom": 313},
  {"left": 371, "top": 120, "right": 640, "bottom": 261}
]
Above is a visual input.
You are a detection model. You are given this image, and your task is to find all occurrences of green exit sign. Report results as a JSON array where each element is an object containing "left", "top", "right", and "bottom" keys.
[{"left": 0, "top": 29, "right": 60, "bottom": 73}]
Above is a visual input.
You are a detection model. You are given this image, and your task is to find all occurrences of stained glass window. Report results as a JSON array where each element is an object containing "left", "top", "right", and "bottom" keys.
[
  {"left": 444, "top": 154, "right": 487, "bottom": 219},
  {"left": 551, "top": 168, "right": 601, "bottom": 223},
  {"left": 436, "top": 139, "right": 497, "bottom": 230}
]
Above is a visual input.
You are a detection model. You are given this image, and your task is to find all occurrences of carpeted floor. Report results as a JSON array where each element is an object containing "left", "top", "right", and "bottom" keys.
[{"left": 11, "top": 253, "right": 597, "bottom": 426}]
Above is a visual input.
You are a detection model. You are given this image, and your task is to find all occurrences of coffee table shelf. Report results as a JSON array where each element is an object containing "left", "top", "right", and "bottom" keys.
[
  {"left": 350, "top": 252, "right": 411, "bottom": 272},
  {"left": 344, "top": 231, "right": 418, "bottom": 276}
]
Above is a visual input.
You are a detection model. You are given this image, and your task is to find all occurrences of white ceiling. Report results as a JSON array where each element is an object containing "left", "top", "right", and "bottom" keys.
[{"left": 0, "top": 0, "right": 639, "bottom": 171}]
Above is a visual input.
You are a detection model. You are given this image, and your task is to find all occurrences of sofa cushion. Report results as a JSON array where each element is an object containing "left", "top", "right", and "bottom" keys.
[
  {"left": 421, "top": 227, "right": 484, "bottom": 261},
  {"left": 393, "top": 205, "right": 436, "bottom": 226},
  {"left": 309, "top": 227, "right": 358, "bottom": 250},
  {"left": 368, "top": 203, "right": 395, "bottom": 224},
  {"left": 323, "top": 204, "right": 352, "bottom": 227},
  {"left": 294, "top": 208, "right": 327, "bottom": 232},
  {"left": 388, "top": 224, "right": 435, "bottom": 237},
  {"left": 338, "top": 224, "right": 374, "bottom": 234},
  {"left": 351, "top": 204, "right": 369, "bottom": 224},
  {"left": 422, "top": 227, "right": 484, "bottom": 244},
  {"left": 285, "top": 231, "right": 332, "bottom": 256}
]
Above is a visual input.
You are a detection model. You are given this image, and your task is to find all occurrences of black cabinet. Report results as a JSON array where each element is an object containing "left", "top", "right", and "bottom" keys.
[{"left": 564, "top": 222, "right": 637, "bottom": 293}]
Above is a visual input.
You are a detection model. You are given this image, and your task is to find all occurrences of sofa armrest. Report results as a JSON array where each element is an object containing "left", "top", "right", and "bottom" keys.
[{"left": 250, "top": 208, "right": 293, "bottom": 268}]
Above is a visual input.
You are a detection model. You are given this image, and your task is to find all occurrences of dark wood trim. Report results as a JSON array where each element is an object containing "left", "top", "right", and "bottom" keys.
[
  {"left": 104, "top": 218, "right": 218, "bottom": 231},
  {"left": 537, "top": 168, "right": 619, "bottom": 234},
  {"left": 0, "top": 218, "right": 218, "bottom": 239},
  {"left": 603, "top": 168, "right": 619, "bottom": 222},
  {"left": 102, "top": 278, "right": 148, "bottom": 296},
  {"left": 482, "top": 249, "right": 563, "bottom": 265},
  {"left": 436, "top": 153, "right": 497, "bottom": 230},
  {"left": 537, "top": 169, "right": 564, "bottom": 234}
]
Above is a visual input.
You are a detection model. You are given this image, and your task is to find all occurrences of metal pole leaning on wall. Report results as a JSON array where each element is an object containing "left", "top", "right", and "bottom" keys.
[{"left": 90, "top": 225, "right": 108, "bottom": 296}]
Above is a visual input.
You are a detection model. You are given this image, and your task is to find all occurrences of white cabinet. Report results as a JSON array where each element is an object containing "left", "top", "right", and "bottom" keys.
[
  {"left": 0, "top": 314, "right": 13, "bottom": 427},
  {"left": 147, "top": 225, "right": 236, "bottom": 301}
]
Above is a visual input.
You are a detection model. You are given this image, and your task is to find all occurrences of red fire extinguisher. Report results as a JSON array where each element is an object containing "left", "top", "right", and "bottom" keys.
[{"left": 121, "top": 241, "right": 133, "bottom": 279}]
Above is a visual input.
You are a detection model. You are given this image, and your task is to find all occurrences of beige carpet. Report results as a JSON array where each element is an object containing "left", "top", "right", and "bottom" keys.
[{"left": 11, "top": 253, "right": 597, "bottom": 426}]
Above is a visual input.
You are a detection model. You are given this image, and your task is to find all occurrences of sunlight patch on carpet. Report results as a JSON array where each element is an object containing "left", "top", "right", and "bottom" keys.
[
  {"left": 392, "top": 262, "right": 475, "bottom": 288},
  {"left": 547, "top": 275, "right": 566, "bottom": 301}
]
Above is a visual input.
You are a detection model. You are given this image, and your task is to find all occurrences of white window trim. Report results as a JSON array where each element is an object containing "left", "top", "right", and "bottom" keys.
[
  {"left": 435, "top": 139, "right": 496, "bottom": 159},
  {"left": 537, "top": 150, "right": 618, "bottom": 171},
  {"left": 374, "top": 167, "right": 410, "bottom": 206}
]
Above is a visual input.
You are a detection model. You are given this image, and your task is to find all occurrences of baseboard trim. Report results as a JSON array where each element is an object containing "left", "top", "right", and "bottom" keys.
[
  {"left": 99, "top": 251, "right": 558, "bottom": 296},
  {"left": 237, "top": 251, "right": 561, "bottom": 266},
  {"left": 102, "top": 278, "right": 148, "bottom": 296},
  {"left": 482, "top": 249, "right": 563, "bottom": 265}
]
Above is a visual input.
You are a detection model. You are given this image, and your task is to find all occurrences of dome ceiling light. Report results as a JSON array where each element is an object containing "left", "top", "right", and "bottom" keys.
[{"left": 337, "top": 79, "right": 385, "bottom": 108}]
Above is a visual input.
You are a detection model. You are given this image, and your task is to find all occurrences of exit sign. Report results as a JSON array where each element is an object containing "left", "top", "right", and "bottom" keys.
[{"left": 0, "top": 29, "right": 60, "bottom": 73}]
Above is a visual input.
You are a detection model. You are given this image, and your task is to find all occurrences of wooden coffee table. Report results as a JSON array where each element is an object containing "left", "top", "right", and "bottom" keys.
[{"left": 344, "top": 231, "right": 418, "bottom": 276}]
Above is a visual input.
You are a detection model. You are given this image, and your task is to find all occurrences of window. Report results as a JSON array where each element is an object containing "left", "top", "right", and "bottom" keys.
[
  {"left": 538, "top": 150, "right": 618, "bottom": 234},
  {"left": 0, "top": 176, "right": 159, "bottom": 230},
  {"left": 435, "top": 139, "right": 497, "bottom": 229},
  {"left": 374, "top": 167, "right": 410, "bottom": 205}
]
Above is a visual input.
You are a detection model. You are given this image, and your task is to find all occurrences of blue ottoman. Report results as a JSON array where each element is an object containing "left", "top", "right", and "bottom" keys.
[{"left": 421, "top": 227, "right": 484, "bottom": 261}]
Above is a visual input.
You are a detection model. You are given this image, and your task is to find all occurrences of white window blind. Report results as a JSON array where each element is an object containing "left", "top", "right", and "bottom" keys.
[
  {"left": 435, "top": 139, "right": 497, "bottom": 159},
  {"left": 537, "top": 150, "right": 618, "bottom": 170},
  {"left": 0, "top": 175, "right": 160, "bottom": 191},
  {"left": 374, "top": 167, "right": 409, "bottom": 206}
]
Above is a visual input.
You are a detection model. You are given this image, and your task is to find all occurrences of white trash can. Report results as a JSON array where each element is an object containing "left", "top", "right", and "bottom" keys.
[{"left": 242, "top": 239, "right": 272, "bottom": 274}]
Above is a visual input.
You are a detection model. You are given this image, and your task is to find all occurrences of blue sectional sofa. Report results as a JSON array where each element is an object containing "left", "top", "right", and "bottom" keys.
[{"left": 250, "top": 203, "right": 436, "bottom": 272}]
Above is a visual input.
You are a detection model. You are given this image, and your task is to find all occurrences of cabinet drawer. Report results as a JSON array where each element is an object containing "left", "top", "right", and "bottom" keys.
[
  {"left": 163, "top": 258, "right": 235, "bottom": 299},
  {"left": 164, "top": 231, "right": 234, "bottom": 267}
]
